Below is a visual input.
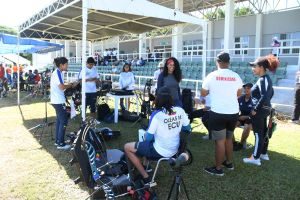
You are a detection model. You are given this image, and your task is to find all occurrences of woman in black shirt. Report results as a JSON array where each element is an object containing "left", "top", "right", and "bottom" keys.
[
  {"left": 157, "top": 57, "right": 182, "bottom": 107},
  {"left": 243, "top": 55, "right": 279, "bottom": 166}
]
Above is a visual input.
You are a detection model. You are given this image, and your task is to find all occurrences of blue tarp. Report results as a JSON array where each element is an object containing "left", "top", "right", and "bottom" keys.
[{"left": 0, "top": 33, "right": 64, "bottom": 54}]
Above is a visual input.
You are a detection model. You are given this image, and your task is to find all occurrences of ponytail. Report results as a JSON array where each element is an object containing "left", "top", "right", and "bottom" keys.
[{"left": 265, "top": 54, "right": 280, "bottom": 72}]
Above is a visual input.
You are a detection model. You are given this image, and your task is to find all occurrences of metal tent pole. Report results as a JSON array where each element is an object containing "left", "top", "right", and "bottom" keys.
[
  {"left": 81, "top": 0, "right": 88, "bottom": 121},
  {"left": 17, "top": 30, "right": 20, "bottom": 105}
]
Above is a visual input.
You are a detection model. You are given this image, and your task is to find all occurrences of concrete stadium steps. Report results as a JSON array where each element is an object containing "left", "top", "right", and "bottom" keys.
[{"left": 65, "top": 61, "right": 288, "bottom": 91}]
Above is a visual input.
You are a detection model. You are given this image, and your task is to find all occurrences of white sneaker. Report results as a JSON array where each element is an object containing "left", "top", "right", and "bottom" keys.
[
  {"left": 202, "top": 135, "right": 209, "bottom": 140},
  {"left": 260, "top": 154, "right": 270, "bottom": 161},
  {"left": 94, "top": 119, "right": 101, "bottom": 125},
  {"left": 243, "top": 155, "right": 261, "bottom": 166},
  {"left": 57, "top": 144, "right": 71, "bottom": 150},
  {"left": 289, "top": 120, "right": 300, "bottom": 124}
]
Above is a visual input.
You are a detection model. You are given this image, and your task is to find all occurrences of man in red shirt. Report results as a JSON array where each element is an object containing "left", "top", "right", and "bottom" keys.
[{"left": 0, "top": 64, "right": 9, "bottom": 95}]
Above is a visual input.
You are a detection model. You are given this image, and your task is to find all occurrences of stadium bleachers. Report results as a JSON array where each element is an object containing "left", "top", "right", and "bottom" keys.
[{"left": 65, "top": 61, "right": 288, "bottom": 91}]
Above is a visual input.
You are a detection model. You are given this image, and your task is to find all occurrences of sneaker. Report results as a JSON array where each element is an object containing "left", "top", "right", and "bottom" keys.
[
  {"left": 57, "top": 144, "right": 71, "bottom": 150},
  {"left": 243, "top": 155, "right": 261, "bottom": 166},
  {"left": 260, "top": 154, "right": 270, "bottom": 161},
  {"left": 143, "top": 165, "right": 153, "bottom": 173},
  {"left": 222, "top": 161, "right": 234, "bottom": 170},
  {"left": 142, "top": 176, "right": 152, "bottom": 185},
  {"left": 202, "top": 135, "right": 209, "bottom": 140},
  {"left": 54, "top": 142, "right": 59, "bottom": 146},
  {"left": 204, "top": 166, "right": 224, "bottom": 176},
  {"left": 289, "top": 120, "right": 300, "bottom": 124},
  {"left": 94, "top": 119, "right": 101, "bottom": 125}
]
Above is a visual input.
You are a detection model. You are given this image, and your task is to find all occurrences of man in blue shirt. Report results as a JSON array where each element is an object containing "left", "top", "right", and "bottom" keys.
[{"left": 234, "top": 83, "right": 254, "bottom": 151}]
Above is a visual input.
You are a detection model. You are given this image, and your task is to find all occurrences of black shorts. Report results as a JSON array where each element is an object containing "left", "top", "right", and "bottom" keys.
[
  {"left": 209, "top": 111, "right": 238, "bottom": 140},
  {"left": 86, "top": 92, "right": 97, "bottom": 113},
  {"left": 135, "top": 141, "right": 163, "bottom": 160}
]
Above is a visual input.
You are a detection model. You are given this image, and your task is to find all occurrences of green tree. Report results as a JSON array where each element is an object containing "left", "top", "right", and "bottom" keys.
[
  {"left": 235, "top": 7, "right": 255, "bottom": 16},
  {"left": 204, "top": 7, "right": 254, "bottom": 20},
  {"left": 0, "top": 25, "right": 17, "bottom": 35}
]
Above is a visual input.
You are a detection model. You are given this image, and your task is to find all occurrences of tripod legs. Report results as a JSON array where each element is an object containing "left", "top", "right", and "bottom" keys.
[{"left": 167, "top": 173, "right": 190, "bottom": 200}]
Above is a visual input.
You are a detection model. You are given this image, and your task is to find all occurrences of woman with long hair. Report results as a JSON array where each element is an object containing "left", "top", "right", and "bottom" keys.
[
  {"left": 157, "top": 57, "right": 182, "bottom": 107},
  {"left": 50, "top": 57, "right": 74, "bottom": 150},
  {"left": 119, "top": 63, "right": 135, "bottom": 110},
  {"left": 243, "top": 55, "right": 279, "bottom": 165},
  {"left": 124, "top": 87, "right": 190, "bottom": 185}
]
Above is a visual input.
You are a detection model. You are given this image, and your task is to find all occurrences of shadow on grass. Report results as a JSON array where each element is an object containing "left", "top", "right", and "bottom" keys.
[{"left": 18, "top": 105, "right": 300, "bottom": 199}]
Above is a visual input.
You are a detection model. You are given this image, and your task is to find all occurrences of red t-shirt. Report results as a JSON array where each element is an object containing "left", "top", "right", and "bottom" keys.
[
  {"left": 0, "top": 66, "right": 5, "bottom": 78},
  {"left": 34, "top": 74, "right": 41, "bottom": 83}
]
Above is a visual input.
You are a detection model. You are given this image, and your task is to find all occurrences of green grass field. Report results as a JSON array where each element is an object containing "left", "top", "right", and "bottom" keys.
[{"left": 0, "top": 92, "right": 299, "bottom": 200}]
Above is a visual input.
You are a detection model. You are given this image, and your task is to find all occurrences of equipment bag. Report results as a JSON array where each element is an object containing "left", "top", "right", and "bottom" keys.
[
  {"left": 97, "top": 103, "right": 111, "bottom": 121},
  {"left": 119, "top": 110, "right": 140, "bottom": 122}
]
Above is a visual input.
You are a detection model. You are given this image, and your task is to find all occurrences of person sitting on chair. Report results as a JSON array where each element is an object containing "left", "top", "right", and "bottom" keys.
[
  {"left": 233, "top": 83, "right": 254, "bottom": 151},
  {"left": 124, "top": 87, "right": 191, "bottom": 185},
  {"left": 189, "top": 95, "right": 211, "bottom": 140}
]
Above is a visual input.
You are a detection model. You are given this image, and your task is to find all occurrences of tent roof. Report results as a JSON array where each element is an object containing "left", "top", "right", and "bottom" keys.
[
  {"left": 150, "top": 0, "right": 246, "bottom": 13},
  {"left": 19, "top": 0, "right": 205, "bottom": 41},
  {"left": 0, "top": 33, "right": 64, "bottom": 54}
]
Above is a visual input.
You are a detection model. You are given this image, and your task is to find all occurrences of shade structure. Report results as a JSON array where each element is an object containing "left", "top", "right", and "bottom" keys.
[
  {"left": 19, "top": 0, "right": 205, "bottom": 41},
  {"left": 19, "top": 0, "right": 207, "bottom": 121},
  {"left": 0, "top": 33, "right": 64, "bottom": 54}
]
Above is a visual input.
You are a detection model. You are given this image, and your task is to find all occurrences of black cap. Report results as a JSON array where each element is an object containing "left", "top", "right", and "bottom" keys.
[
  {"left": 216, "top": 52, "right": 230, "bottom": 63},
  {"left": 249, "top": 57, "right": 269, "bottom": 69},
  {"left": 243, "top": 83, "right": 253, "bottom": 88}
]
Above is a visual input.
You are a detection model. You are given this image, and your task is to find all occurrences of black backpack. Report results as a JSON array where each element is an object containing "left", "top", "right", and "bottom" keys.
[
  {"left": 182, "top": 88, "right": 194, "bottom": 115},
  {"left": 97, "top": 103, "right": 111, "bottom": 121}
]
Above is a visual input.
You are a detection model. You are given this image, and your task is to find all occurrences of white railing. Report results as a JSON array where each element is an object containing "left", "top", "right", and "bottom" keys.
[{"left": 67, "top": 46, "right": 300, "bottom": 66}]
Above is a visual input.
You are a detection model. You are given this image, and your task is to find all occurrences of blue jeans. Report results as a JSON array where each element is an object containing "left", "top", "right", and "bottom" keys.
[{"left": 52, "top": 104, "right": 68, "bottom": 145}]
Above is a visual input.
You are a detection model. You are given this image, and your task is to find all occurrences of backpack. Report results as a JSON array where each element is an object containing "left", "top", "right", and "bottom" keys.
[
  {"left": 120, "top": 110, "right": 140, "bottom": 122},
  {"left": 97, "top": 103, "right": 111, "bottom": 121},
  {"left": 182, "top": 88, "right": 194, "bottom": 115}
]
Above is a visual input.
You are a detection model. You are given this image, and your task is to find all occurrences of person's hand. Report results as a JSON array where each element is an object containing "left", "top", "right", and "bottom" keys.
[{"left": 251, "top": 110, "right": 256, "bottom": 116}]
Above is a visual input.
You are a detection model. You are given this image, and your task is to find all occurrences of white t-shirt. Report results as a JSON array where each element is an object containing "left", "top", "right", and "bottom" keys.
[
  {"left": 119, "top": 72, "right": 135, "bottom": 90},
  {"left": 78, "top": 66, "right": 99, "bottom": 93},
  {"left": 202, "top": 68, "right": 243, "bottom": 114},
  {"left": 147, "top": 107, "right": 190, "bottom": 157},
  {"left": 50, "top": 68, "right": 66, "bottom": 104}
]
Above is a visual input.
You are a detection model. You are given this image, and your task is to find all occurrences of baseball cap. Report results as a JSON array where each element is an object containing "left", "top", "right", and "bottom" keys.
[
  {"left": 249, "top": 57, "right": 269, "bottom": 69},
  {"left": 243, "top": 83, "right": 253, "bottom": 88},
  {"left": 216, "top": 52, "right": 230, "bottom": 63},
  {"left": 157, "top": 62, "right": 164, "bottom": 68}
]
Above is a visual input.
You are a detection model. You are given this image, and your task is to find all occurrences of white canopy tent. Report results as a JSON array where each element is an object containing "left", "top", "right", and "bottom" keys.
[{"left": 19, "top": 0, "right": 207, "bottom": 121}]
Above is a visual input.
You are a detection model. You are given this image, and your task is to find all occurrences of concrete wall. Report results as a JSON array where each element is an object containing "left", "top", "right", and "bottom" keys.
[{"left": 119, "top": 41, "right": 138, "bottom": 54}]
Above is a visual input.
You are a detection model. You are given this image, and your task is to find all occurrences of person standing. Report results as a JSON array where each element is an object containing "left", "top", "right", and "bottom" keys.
[
  {"left": 157, "top": 57, "right": 182, "bottom": 107},
  {"left": 202, "top": 52, "right": 243, "bottom": 176},
  {"left": 243, "top": 55, "right": 279, "bottom": 165},
  {"left": 271, "top": 37, "right": 280, "bottom": 57},
  {"left": 51, "top": 57, "right": 75, "bottom": 150},
  {"left": 290, "top": 70, "right": 300, "bottom": 124},
  {"left": 119, "top": 63, "right": 135, "bottom": 110},
  {"left": 78, "top": 57, "right": 100, "bottom": 120}
]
